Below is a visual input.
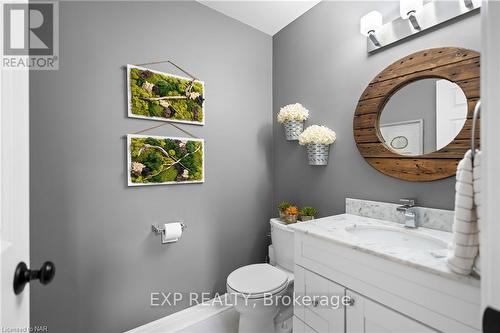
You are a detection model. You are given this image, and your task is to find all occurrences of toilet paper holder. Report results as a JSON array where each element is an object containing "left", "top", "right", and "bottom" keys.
[{"left": 151, "top": 221, "right": 187, "bottom": 244}]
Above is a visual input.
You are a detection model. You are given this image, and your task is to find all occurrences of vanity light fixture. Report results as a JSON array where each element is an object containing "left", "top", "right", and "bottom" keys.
[
  {"left": 360, "top": 11, "right": 383, "bottom": 47},
  {"left": 400, "top": 0, "right": 423, "bottom": 30},
  {"left": 362, "top": 0, "right": 480, "bottom": 53}
]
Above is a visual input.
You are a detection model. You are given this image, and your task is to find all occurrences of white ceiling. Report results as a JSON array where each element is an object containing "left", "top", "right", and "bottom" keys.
[{"left": 198, "top": 1, "right": 321, "bottom": 36}]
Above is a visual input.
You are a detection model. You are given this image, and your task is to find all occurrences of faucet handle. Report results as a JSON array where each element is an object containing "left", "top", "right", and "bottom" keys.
[{"left": 399, "top": 198, "right": 416, "bottom": 206}]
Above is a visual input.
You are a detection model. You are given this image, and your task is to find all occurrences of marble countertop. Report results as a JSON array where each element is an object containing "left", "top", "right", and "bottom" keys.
[{"left": 286, "top": 214, "right": 480, "bottom": 287}]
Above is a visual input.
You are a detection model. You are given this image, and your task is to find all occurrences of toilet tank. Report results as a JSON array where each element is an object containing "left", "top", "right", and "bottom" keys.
[{"left": 270, "top": 219, "right": 294, "bottom": 271}]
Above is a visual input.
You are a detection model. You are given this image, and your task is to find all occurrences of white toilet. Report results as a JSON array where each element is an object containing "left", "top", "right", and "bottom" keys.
[{"left": 226, "top": 219, "right": 294, "bottom": 333}]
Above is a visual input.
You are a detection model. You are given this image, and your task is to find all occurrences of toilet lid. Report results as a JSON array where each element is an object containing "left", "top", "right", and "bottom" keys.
[{"left": 227, "top": 264, "right": 288, "bottom": 298}]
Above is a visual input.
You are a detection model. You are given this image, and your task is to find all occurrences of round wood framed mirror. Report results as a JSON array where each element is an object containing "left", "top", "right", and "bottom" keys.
[{"left": 353, "top": 47, "right": 480, "bottom": 181}]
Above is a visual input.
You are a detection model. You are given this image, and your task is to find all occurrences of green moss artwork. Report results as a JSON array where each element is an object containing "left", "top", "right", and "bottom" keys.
[
  {"left": 127, "top": 65, "right": 205, "bottom": 125},
  {"left": 127, "top": 134, "right": 204, "bottom": 186}
]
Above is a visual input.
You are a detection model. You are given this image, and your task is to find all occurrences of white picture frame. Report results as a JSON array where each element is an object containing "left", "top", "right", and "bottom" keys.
[
  {"left": 127, "top": 64, "right": 205, "bottom": 126},
  {"left": 127, "top": 134, "right": 205, "bottom": 186}
]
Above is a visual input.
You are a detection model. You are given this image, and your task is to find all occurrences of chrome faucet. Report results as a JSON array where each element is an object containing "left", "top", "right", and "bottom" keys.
[{"left": 397, "top": 198, "right": 417, "bottom": 228}]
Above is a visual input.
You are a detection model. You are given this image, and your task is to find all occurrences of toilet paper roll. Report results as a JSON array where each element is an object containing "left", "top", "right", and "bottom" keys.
[{"left": 162, "top": 222, "right": 183, "bottom": 243}]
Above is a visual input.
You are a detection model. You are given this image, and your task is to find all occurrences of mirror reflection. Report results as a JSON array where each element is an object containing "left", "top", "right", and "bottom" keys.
[{"left": 379, "top": 78, "right": 468, "bottom": 156}]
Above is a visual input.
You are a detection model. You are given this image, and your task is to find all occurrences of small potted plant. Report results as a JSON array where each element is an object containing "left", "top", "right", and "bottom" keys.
[
  {"left": 284, "top": 206, "right": 299, "bottom": 224},
  {"left": 298, "top": 125, "right": 336, "bottom": 166},
  {"left": 277, "top": 201, "right": 292, "bottom": 220},
  {"left": 277, "top": 103, "right": 309, "bottom": 141},
  {"left": 300, "top": 207, "right": 317, "bottom": 221}
]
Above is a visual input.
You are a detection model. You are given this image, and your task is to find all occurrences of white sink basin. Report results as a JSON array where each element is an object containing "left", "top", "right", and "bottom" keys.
[{"left": 345, "top": 224, "right": 448, "bottom": 251}]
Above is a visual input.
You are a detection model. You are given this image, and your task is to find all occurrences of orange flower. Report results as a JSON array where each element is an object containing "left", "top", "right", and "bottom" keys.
[{"left": 285, "top": 206, "right": 299, "bottom": 216}]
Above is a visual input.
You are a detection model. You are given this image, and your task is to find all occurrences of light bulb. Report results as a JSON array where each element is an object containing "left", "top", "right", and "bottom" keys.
[
  {"left": 400, "top": 0, "right": 423, "bottom": 19},
  {"left": 360, "top": 10, "right": 383, "bottom": 36}
]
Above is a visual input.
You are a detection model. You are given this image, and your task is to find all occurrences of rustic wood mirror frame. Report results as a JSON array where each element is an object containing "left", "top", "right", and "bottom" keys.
[{"left": 354, "top": 47, "right": 480, "bottom": 182}]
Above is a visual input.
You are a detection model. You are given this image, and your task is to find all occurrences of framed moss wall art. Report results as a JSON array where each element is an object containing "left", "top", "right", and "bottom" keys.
[
  {"left": 127, "top": 65, "right": 205, "bottom": 125},
  {"left": 127, "top": 134, "right": 204, "bottom": 186}
]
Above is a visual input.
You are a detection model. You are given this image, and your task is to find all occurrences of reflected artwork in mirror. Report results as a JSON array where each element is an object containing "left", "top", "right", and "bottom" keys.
[{"left": 379, "top": 78, "right": 468, "bottom": 156}]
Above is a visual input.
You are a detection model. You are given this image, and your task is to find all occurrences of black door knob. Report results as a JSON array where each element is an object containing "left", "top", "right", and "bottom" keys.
[
  {"left": 483, "top": 307, "right": 500, "bottom": 333},
  {"left": 13, "top": 261, "right": 55, "bottom": 295}
]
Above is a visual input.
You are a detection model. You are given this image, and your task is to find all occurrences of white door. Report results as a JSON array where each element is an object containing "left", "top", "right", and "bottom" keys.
[
  {"left": 0, "top": 48, "right": 31, "bottom": 328},
  {"left": 481, "top": 0, "right": 500, "bottom": 323},
  {"left": 345, "top": 291, "right": 436, "bottom": 333},
  {"left": 435, "top": 79, "right": 468, "bottom": 151}
]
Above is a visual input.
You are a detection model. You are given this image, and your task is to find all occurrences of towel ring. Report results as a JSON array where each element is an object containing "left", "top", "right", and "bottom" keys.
[{"left": 471, "top": 100, "right": 481, "bottom": 162}]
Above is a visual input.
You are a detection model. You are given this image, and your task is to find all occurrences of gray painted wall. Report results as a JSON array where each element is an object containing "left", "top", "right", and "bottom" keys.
[
  {"left": 273, "top": 1, "right": 480, "bottom": 214},
  {"left": 29, "top": 2, "right": 272, "bottom": 332}
]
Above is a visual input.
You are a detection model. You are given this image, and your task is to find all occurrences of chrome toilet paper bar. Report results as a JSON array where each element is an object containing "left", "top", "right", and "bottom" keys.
[
  {"left": 152, "top": 221, "right": 187, "bottom": 244},
  {"left": 151, "top": 222, "right": 187, "bottom": 234}
]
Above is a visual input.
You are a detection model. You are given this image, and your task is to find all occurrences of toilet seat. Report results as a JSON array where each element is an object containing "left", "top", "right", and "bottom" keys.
[{"left": 227, "top": 263, "right": 288, "bottom": 299}]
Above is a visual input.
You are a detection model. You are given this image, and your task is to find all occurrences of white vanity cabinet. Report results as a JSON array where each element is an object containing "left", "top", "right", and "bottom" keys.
[
  {"left": 293, "top": 265, "right": 435, "bottom": 333},
  {"left": 292, "top": 230, "right": 481, "bottom": 333}
]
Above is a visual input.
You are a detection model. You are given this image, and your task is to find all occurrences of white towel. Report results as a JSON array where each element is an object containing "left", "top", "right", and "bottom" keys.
[
  {"left": 473, "top": 151, "right": 482, "bottom": 275},
  {"left": 447, "top": 150, "right": 480, "bottom": 275}
]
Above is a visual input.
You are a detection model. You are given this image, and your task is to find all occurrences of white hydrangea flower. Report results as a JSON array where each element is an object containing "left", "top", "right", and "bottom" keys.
[
  {"left": 299, "top": 125, "right": 336, "bottom": 145},
  {"left": 277, "top": 103, "right": 309, "bottom": 123},
  {"left": 142, "top": 81, "right": 155, "bottom": 93}
]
